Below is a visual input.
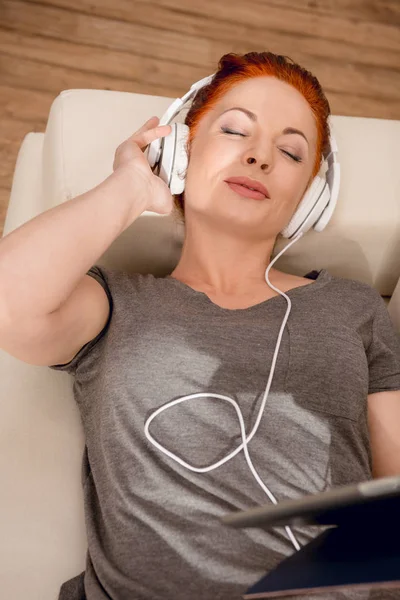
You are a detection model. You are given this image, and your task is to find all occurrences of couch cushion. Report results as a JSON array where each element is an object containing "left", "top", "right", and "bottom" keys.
[{"left": 40, "top": 90, "right": 399, "bottom": 296}]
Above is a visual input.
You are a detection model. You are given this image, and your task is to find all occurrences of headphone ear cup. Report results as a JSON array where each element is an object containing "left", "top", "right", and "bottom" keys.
[
  {"left": 168, "top": 123, "right": 190, "bottom": 195},
  {"left": 280, "top": 176, "right": 328, "bottom": 239}
]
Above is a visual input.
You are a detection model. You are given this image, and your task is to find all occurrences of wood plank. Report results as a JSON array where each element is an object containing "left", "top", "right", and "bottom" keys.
[
  {"left": 0, "top": 40, "right": 396, "bottom": 117},
  {"left": 0, "top": 28, "right": 206, "bottom": 92},
  {"left": 0, "top": 52, "right": 180, "bottom": 98},
  {"left": 321, "top": 91, "right": 399, "bottom": 120},
  {"left": 248, "top": 0, "right": 400, "bottom": 28},
  {"left": 1, "top": 0, "right": 217, "bottom": 67},
  {"left": 152, "top": 0, "right": 400, "bottom": 53},
  {"left": 23, "top": 0, "right": 400, "bottom": 55},
  {"left": 0, "top": 117, "right": 46, "bottom": 190},
  {"left": 0, "top": 38, "right": 398, "bottom": 122},
  {"left": 2, "top": 1, "right": 399, "bottom": 103},
  {"left": 0, "top": 188, "right": 11, "bottom": 239},
  {"left": 0, "top": 84, "right": 54, "bottom": 123}
]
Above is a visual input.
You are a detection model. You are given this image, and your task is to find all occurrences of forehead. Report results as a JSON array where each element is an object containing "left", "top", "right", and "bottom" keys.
[{"left": 207, "top": 76, "right": 317, "bottom": 141}]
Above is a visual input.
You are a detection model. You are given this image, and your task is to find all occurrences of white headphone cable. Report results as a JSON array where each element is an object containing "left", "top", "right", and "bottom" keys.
[{"left": 144, "top": 232, "right": 304, "bottom": 551}]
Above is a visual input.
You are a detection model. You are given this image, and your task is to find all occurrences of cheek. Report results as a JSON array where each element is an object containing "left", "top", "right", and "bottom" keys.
[
  {"left": 185, "top": 142, "right": 228, "bottom": 185},
  {"left": 267, "top": 172, "right": 309, "bottom": 223},
  {"left": 275, "top": 167, "right": 309, "bottom": 203}
]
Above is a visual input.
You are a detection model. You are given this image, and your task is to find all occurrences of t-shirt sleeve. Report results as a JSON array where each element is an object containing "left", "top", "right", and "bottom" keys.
[
  {"left": 367, "top": 291, "right": 400, "bottom": 394},
  {"left": 48, "top": 265, "right": 113, "bottom": 375}
]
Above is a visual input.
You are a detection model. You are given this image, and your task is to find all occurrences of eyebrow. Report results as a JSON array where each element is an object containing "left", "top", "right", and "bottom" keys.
[{"left": 220, "top": 107, "right": 309, "bottom": 146}]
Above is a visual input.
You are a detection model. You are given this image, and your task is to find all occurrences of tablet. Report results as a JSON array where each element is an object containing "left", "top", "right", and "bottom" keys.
[{"left": 221, "top": 473, "right": 400, "bottom": 530}]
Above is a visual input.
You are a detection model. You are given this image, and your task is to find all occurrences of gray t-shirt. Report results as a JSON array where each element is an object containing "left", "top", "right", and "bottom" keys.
[{"left": 49, "top": 265, "right": 400, "bottom": 600}]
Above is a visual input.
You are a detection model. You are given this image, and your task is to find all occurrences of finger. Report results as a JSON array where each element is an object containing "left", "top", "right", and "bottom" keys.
[
  {"left": 127, "top": 117, "right": 157, "bottom": 143},
  {"left": 134, "top": 116, "right": 159, "bottom": 136},
  {"left": 128, "top": 122, "right": 169, "bottom": 144},
  {"left": 133, "top": 124, "right": 172, "bottom": 148}
]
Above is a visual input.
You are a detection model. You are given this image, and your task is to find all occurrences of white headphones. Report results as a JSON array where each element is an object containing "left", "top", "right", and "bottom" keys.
[
  {"left": 144, "top": 73, "right": 341, "bottom": 553},
  {"left": 147, "top": 73, "right": 341, "bottom": 239}
]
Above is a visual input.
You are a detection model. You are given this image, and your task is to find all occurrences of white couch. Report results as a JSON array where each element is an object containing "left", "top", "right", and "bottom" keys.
[{"left": 1, "top": 88, "right": 399, "bottom": 600}]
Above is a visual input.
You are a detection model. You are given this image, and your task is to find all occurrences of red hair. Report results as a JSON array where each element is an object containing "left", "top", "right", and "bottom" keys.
[{"left": 173, "top": 51, "right": 331, "bottom": 221}]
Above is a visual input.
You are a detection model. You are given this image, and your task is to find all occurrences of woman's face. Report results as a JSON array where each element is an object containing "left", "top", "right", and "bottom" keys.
[{"left": 182, "top": 76, "right": 318, "bottom": 240}]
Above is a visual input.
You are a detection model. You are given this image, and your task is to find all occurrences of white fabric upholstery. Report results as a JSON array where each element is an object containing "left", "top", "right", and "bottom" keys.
[
  {"left": 1, "top": 132, "right": 87, "bottom": 599},
  {"left": 1, "top": 88, "right": 399, "bottom": 599}
]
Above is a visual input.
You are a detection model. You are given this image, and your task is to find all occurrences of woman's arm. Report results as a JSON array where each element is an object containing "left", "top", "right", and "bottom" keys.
[{"left": 367, "top": 390, "right": 400, "bottom": 478}]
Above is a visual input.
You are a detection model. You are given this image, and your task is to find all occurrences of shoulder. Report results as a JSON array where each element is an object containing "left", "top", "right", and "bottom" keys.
[
  {"left": 322, "top": 270, "right": 382, "bottom": 304},
  {"left": 282, "top": 268, "right": 383, "bottom": 317}
]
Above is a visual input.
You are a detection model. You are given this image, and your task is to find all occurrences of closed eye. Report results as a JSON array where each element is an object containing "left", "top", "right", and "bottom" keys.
[
  {"left": 220, "top": 127, "right": 302, "bottom": 163},
  {"left": 221, "top": 127, "right": 245, "bottom": 137}
]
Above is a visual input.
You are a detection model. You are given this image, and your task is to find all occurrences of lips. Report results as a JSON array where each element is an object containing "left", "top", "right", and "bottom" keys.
[
  {"left": 226, "top": 182, "right": 267, "bottom": 201},
  {"left": 224, "top": 176, "right": 270, "bottom": 198}
]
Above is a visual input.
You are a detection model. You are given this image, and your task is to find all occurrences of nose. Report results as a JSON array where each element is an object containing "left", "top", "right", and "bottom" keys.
[
  {"left": 246, "top": 156, "right": 269, "bottom": 171},
  {"left": 244, "top": 138, "right": 272, "bottom": 171}
]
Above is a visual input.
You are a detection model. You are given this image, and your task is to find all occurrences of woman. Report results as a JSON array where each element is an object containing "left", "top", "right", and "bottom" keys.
[{"left": 1, "top": 52, "right": 398, "bottom": 600}]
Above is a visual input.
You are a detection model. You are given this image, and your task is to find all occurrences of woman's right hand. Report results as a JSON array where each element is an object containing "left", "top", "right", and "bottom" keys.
[{"left": 112, "top": 116, "right": 174, "bottom": 215}]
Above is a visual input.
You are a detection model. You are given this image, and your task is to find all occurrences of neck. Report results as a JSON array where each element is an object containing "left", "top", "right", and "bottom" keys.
[{"left": 170, "top": 219, "right": 279, "bottom": 296}]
